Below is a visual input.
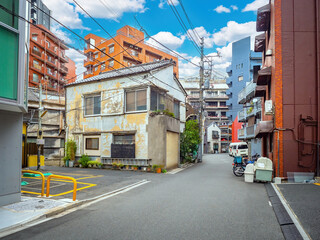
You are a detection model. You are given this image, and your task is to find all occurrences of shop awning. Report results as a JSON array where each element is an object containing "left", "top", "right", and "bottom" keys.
[
  {"left": 256, "top": 4, "right": 271, "bottom": 32},
  {"left": 254, "top": 85, "right": 267, "bottom": 97},
  {"left": 255, "top": 66, "right": 271, "bottom": 85},
  {"left": 255, "top": 120, "right": 273, "bottom": 138},
  {"left": 254, "top": 33, "right": 266, "bottom": 52}
]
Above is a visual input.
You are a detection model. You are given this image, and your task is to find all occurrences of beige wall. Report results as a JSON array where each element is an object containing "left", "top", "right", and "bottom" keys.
[{"left": 166, "top": 131, "right": 179, "bottom": 169}]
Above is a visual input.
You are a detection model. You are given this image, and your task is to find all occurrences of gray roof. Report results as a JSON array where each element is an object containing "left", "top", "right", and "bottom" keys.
[{"left": 66, "top": 60, "right": 174, "bottom": 87}]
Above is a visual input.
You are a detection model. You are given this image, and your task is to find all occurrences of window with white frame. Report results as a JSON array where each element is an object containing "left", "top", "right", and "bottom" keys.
[
  {"left": 113, "top": 134, "right": 135, "bottom": 144},
  {"left": 126, "top": 89, "right": 147, "bottom": 112},
  {"left": 85, "top": 138, "right": 99, "bottom": 150},
  {"left": 109, "top": 59, "right": 114, "bottom": 67},
  {"left": 174, "top": 101, "right": 180, "bottom": 119},
  {"left": 150, "top": 89, "right": 165, "bottom": 111},
  {"left": 33, "top": 73, "right": 39, "bottom": 82},
  {"left": 32, "top": 34, "right": 37, "bottom": 41},
  {"left": 45, "top": 40, "right": 50, "bottom": 48},
  {"left": 109, "top": 44, "right": 114, "bottom": 53},
  {"left": 84, "top": 95, "right": 101, "bottom": 116},
  {"left": 101, "top": 63, "right": 106, "bottom": 71}
]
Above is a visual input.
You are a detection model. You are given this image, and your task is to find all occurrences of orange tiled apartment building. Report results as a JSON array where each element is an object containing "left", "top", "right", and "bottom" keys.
[
  {"left": 29, "top": 24, "right": 76, "bottom": 92},
  {"left": 83, "top": 26, "right": 179, "bottom": 79}
]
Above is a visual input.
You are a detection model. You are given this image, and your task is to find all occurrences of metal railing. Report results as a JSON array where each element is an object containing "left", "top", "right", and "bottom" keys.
[
  {"left": 22, "top": 170, "right": 45, "bottom": 197},
  {"left": 238, "top": 81, "right": 257, "bottom": 104},
  {"left": 46, "top": 175, "right": 77, "bottom": 201}
]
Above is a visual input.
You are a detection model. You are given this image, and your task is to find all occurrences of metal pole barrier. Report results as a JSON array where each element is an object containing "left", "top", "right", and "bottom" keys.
[
  {"left": 22, "top": 170, "right": 45, "bottom": 197},
  {"left": 46, "top": 175, "right": 77, "bottom": 201}
]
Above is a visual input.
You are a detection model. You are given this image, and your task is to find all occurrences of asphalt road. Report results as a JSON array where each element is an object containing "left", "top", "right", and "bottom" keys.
[{"left": 4, "top": 154, "right": 284, "bottom": 240}]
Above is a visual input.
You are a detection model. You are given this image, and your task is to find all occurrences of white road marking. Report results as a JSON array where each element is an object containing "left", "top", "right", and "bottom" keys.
[{"left": 271, "top": 183, "right": 311, "bottom": 240}]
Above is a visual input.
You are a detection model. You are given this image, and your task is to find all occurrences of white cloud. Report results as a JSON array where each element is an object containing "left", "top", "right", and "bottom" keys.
[
  {"left": 43, "top": 0, "right": 146, "bottom": 27},
  {"left": 51, "top": 24, "right": 73, "bottom": 45},
  {"left": 230, "top": 5, "right": 238, "bottom": 11},
  {"left": 42, "top": 0, "right": 88, "bottom": 30},
  {"left": 242, "top": 0, "right": 269, "bottom": 12},
  {"left": 212, "top": 21, "right": 257, "bottom": 46},
  {"left": 214, "top": 5, "right": 231, "bottom": 13},
  {"left": 65, "top": 48, "right": 86, "bottom": 81},
  {"left": 73, "top": 0, "right": 147, "bottom": 21},
  {"left": 187, "top": 26, "right": 214, "bottom": 48},
  {"left": 146, "top": 32, "right": 185, "bottom": 51},
  {"left": 159, "top": 0, "right": 179, "bottom": 9}
]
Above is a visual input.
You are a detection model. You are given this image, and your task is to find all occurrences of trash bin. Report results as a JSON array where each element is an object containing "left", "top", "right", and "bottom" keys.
[
  {"left": 244, "top": 164, "right": 254, "bottom": 183},
  {"left": 254, "top": 157, "right": 273, "bottom": 182}
]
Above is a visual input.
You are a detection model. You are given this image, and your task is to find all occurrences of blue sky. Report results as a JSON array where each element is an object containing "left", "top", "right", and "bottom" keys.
[{"left": 42, "top": 0, "right": 268, "bottom": 78}]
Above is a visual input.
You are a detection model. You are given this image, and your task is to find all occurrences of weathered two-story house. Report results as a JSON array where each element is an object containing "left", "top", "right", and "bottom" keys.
[{"left": 65, "top": 60, "right": 186, "bottom": 169}]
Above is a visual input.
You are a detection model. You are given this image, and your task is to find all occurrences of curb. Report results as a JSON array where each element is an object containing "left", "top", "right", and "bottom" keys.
[
  {"left": 0, "top": 179, "right": 149, "bottom": 238},
  {"left": 264, "top": 183, "right": 310, "bottom": 240}
]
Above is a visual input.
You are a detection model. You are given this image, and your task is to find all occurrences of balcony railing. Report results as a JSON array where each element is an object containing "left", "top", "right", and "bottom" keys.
[
  {"left": 238, "top": 81, "right": 256, "bottom": 104},
  {"left": 33, "top": 63, "right": 41, "bottom": 71},
  {"left": 238, "top": 128, "right": 245, "bottom": 139},
  {"left": 60, "top": 65, "right": 68, "bottom": 73},
  {"left": 238, "top": 100, "right": 262, "bottom": 122},
  {"left": 246, "top": 125, "right": 256, "bottom": 139},
  {"left": 204, "top": 93, "right": 228, "bottom": 99},
  {"left": 32, "top": 49, "right": 42, "bottom": 57}
]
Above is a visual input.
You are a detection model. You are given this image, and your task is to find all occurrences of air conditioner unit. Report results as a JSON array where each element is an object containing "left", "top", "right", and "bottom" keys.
[{"left": 265, "top": 100, "right": 273, "bottom": 115}]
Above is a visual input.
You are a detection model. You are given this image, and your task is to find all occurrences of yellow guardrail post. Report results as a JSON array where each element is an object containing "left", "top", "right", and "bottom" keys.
[
  {"left": 22, "top": 170, "right": 45, "bottom": 197},
  {"left": 46, "top": 175, "right": 77, "bottom": 201}
]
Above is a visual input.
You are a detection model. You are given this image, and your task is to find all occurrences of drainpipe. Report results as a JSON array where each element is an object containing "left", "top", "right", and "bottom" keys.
[{"left": 316, "top": 0, "right": 320, "bottom": 176}]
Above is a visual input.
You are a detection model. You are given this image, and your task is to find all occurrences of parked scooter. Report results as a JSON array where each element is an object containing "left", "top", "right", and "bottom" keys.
[{"left": 232, "top": 156, "right": 246, "bottom": 177}]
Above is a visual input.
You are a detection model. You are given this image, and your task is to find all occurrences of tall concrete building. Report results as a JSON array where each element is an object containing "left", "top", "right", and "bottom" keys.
[
  {"left": 30, "top": 0, "right": 51, "bottom": 30},
  {"left": 29, "top": 24, "right": 75, "bottom": 93},
  {"left": 226, "top": 37, "right": 262, "bottom": 122},
  {"left": 0, "top": 0, "right": 28, "bottom": 206},
  {"left": 84, "top": 26, "right": 179, "bottom": 79},
  {"left": 180, "top": 77, "right": 229, "bottom": 125}
]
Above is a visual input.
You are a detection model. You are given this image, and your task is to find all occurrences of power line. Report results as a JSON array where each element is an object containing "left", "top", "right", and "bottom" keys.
[
  {"left": 134, "top": 16, "right": 200, "bottom": 69},
  {"left": 177, "top": 0, "right": 201, "bottom": 41},
  {"left": 166, "top": 0, "right": 202, "bottom": 55},
  {"left": 71, "top": 0, "right": 183, "bottom": 93}
]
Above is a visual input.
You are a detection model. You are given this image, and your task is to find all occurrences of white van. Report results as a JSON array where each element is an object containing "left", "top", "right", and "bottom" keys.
[{"left": 229, "top": 142, "right": 248, "bottom": 157}]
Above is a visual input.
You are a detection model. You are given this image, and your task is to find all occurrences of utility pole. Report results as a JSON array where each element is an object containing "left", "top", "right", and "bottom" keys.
[
  {"left": 37, "top": 80, "right": 43, "bottom": 170},
  {"left": 198, "top": 37, "right": 204, "bottom": 163}
]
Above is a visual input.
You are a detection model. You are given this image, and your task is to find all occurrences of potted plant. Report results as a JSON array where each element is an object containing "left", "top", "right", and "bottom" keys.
[
  {"left": 132, "top": 165, "right": 138, "bottom": 171},
  {"left": 64, "top": 139, "right": 77, "bottom": 167},
  {"left": 112, "top": 162, "right": 118, "bottom": 170}
]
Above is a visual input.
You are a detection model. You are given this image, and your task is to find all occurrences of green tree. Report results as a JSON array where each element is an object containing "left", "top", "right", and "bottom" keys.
[{"left": 180, "top": 120, "right": 201, "bottom": 162}]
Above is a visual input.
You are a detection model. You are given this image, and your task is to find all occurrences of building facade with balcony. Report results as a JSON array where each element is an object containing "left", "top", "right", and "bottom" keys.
[
  {"left": 252, "top": 1, "right": 320, "bottom": 177},
  {"left": 29, "top": 24, "right": 76, "bottom": 93},
  {"left": 30, "top": 0, "right": 51, "bottom": 30},
  {"left": 0, "top": 0, "right": 28, "bottom": 206},
  {"left": 83, "top": 26, "right": 179, "bottom": 79},
  {"left": 226, "top": 37, "right": 262, "bottom": 122},
  {"left": 180, "top": 77, "right": 229, "bottom": 125},
  {"left": 237, "top": 81, "right": 262, "bottom": 157}
]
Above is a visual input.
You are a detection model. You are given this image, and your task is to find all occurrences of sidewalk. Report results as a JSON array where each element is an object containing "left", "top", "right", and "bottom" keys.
[
  {"left": 275, "top": 183, "right": 320, "bottom": 240},
  {"left": 0, "top": 197, "right": 74, "bottom": 238}
]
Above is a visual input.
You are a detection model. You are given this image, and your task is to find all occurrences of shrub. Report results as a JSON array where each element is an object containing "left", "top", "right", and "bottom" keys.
[
  {"left": 65, "top": 139, "right": 77, "bottom": 161},
  {"left": 79, "top": 154, "right": 90, "bottom": 168},
  {"left": 87, "top": 161, "right": 103, "bottom": 168}
]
